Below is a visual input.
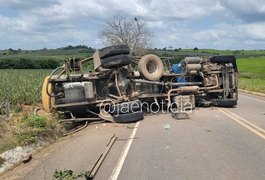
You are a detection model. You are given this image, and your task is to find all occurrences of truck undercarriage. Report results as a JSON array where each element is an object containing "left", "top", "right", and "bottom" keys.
[{"left": 42, "top": 45, "right": 238, "bottom": 123}]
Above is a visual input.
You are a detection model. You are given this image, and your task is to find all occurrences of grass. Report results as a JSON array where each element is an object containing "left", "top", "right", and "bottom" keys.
[
  {"left": 0, "top": 69, "right": 51, "bottom": 106},
  {"left": 53, "top": 169, "right": 89, "bottom": 180},
  {"left": 237, "top": 57, "right": 265, "bottom": 78},
  {"left": 0, "top": 69, "right": 65, "bottom": 153},
  {"left": 0, "top": 113, "right": 64, "bottom": 153},
  {"left": 15, "top": 115, "right": 49, "bottom": 144},
  {"left": 238, "top": 78, "right": 265, "bottom": 93},
  {"left": 237, "top": 57, "right": 265, "bottom": 93}
]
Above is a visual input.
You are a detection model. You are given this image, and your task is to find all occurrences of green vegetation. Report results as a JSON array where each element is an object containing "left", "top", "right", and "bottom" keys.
[
  {"left": 0, "top": 45, "right": 95, "bottom": 69},
  {"left": 0, "top": 58, "right": 60, "bottom": 69},
  {"left": 238, "top": 78, "right": 265, "bottom": 93},
  {"left": 53, "top": 169, "right": 89, "bottom": 180},
  {"left": 0, "top": 69, "right": 51, "bottom": 105},
  {"left": 237, "top": 57, "right": 265, "bottom": 79},
  {"left": 0, "top": 69, "right": 64, "bottom": 153},
  {"left": 15, "top": 115, "right": 50, "bottom": 145},
  {"left": 237, "top": 57, "right": 265, "bottom": 93},
  {"left": 152, "top": 48, "right": 265, "bottom": 59},
  {"left": 0, "top": 113, "right": 64, "bottom": 153}
]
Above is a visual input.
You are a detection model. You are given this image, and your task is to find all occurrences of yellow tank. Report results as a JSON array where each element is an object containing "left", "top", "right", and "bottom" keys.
[{"left": 41, "top": 76, "right": 53, "bottom": 112}]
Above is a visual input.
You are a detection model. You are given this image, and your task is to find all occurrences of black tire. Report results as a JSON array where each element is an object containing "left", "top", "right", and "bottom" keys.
[
  {"left": 113, "top": 111, "right": 144, "bottom": 123},
  {"left": 101, "top": 54, "right": 131, "bottom": 68},
  {"left": 212, "top": 99, "right": 237, "bottom": 107},
  {"left": 138, "top": 54, "right": 164, "bottom": 81},
  {"left": 110, "top": 100, "right": 142, "bottom": 114},
  {"left": 209, "top": 55, "right": 238, "bottom": 72},
  {"left": 98, "top": 45, "right": 130, "bottom": 59}
]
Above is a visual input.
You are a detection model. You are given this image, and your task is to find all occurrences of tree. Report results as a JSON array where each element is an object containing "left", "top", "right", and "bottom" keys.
[
  {"left": 100, "top": 14, "right": 153, "bottom": 55},
  {"left": 193, "top": 47, "right": 199, "bottom": 51}
]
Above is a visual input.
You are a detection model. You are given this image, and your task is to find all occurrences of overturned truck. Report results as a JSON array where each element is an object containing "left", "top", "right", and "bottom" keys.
[{"left": 42, "top": 45, "right": 238, "bottom": 123}]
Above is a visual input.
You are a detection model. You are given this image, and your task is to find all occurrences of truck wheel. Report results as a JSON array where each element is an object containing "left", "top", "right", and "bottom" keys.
[
  {"left": 101, "top": 54, "right": 131, "bottom": 68},
  {"left": 138, "top": 54, "right": 164, "bottom": 81},
  {"left": 110, "top": 100, "right": 142, "bottom": 114},
  {"left": 212, "top": 99, "right": 237, "bottom": 107},
  {"left": 99, "top": 45, "right": 130, "bottom": 59},
  {"left": 113, "top": 111, "right": 144, "bottom": 123}
]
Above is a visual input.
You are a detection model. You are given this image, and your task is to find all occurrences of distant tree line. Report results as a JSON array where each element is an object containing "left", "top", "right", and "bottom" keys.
[
  {"left": 1, "top": 45, "right": 95, "bottom": 55},
  {"left": 0, "top": 58, "right": 60, "bottom": 69},
  {"left": 61, "top": 45, "right": 95, "bottom": 53}
]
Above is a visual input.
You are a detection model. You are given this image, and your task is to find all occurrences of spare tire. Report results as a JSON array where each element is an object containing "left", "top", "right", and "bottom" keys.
[
  {"left": 98, "top": 45, "right": 130, "bottom": 59},
  {"left": 113, "top": 111, "right": 144, "bottom": 123},
  {"left": 138, "top": 54, "right": 164, "bottom": 81},
  {"left": 101, "top": 54, "right": 131, "bottom": 68}
]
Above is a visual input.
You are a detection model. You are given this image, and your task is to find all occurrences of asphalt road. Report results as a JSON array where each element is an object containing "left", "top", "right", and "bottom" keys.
[{"left": 1, "top": 92, "right": 265, "bottom": 180}]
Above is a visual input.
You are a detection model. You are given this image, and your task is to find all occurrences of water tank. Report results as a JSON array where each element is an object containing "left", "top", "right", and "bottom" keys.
[{"left": 58, "top": 82, "right": 94, "bottom": 104}]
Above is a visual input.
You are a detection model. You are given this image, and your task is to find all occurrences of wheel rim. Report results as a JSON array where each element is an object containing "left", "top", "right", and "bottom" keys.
[{"left": 146, "top": 60, "right": 158, "bottom": 74}]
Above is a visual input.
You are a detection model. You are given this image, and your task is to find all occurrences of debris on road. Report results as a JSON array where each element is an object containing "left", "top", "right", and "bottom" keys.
[
  {"left": 163, "top": 124, "right": 171, "bottom": 130},
  {"left": 0, "top": 141, "right": 47, "bottom": 173},
  {"left": 22, "top": 153, "right": 32, "bottom": 164},
  {"left": 171, "top": 112, "right": 190, "bottom": 120}
]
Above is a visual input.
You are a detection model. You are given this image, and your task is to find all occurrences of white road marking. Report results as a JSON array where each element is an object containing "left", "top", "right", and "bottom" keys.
[
  {"left": 239, "top": 94, "right": 265, "bottom": 103},
  {"left": 109, "top": 121, "right": 140, "bottom": 180}
]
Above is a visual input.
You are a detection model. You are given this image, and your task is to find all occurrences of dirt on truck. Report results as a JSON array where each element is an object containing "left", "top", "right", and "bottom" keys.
[{"left": 42, "top": 45, "right": 238, "bottom": 123}]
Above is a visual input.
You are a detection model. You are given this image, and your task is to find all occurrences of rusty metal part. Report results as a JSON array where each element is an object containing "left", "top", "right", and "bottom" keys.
[
  {"left": 133, "top": 79, "right": 202, "bottom": 86},
  {"left": 182, "top": 57, "right": 202, "bottom": 64},
  {"left": 167, "top": 86, "right": 199, "bottom": 108},
  {"left": 52, "top": 98, "right": 120, "bottom": 109},
  {"left": 63, "top": 121, "right": 89, "bottom": 136},
  {"left": 87, "top": 134, "right": 117, "bottom": 179},
  {"left": 133, "top": 79, "right": 164, "bottom": 85},
  {"left": 171, "top": 112, "right": 190, "bottom": 120},
  {"left": 93, "top": 50, "right": 101, "bottom": 70},
  {"left": 60, "top": 118, "right": 101, "bottom": 123},
  {"left": 169, "top": 82, "right": 202, "bottom": 86},
  {"left": 178, "top": 86, "right": 200, "bottom": 93},
  {"left": 46, "top": 66, "right": 64, "bottom": 98},
  {"left": 186, "top": 64, "right": 201, "bottom": 71},
  {"left": 200, "top": 74, "right": 219, "bottom": 90},
  {"left": 79, "top": 56, "right": 93, "bottom": 75},
  {"left": 115, "top": 72, "right": 122, "bottom": 97}
]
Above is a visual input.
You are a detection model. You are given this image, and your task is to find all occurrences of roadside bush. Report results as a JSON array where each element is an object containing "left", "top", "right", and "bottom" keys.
[{"left": 0, "top": 58, "right": 60, "bottom": 69}]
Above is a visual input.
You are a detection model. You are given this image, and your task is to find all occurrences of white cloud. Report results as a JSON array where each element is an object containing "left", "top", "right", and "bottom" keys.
[
  {"left": 219, "top": 0, "right": 265, "bottom": 22},
  {"left": 153, "top": 22, "right": 265, "bottom": 49},
  {"left": 0, "top": 0, "right": 264, "bottom": 49},
  {"left": 0, "top": 15, "right": 27, "bottom": 31}
]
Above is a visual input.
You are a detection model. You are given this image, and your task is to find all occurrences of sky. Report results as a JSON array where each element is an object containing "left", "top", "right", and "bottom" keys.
[{"left": 0, "top": 0, "right": 265, "bottom": 50}]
